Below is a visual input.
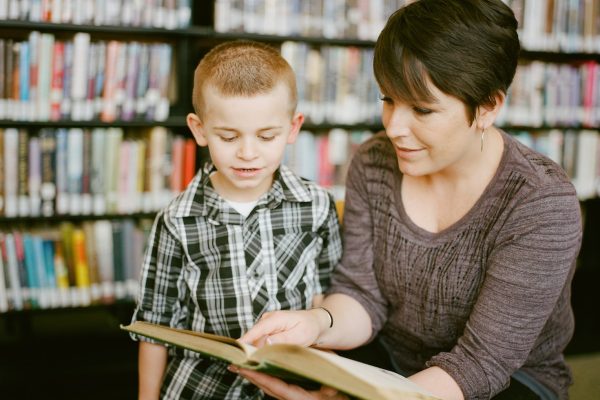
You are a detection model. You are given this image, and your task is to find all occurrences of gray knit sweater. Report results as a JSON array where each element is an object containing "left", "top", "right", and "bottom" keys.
[{"left": 330, "top": 131, "right": 582, "bottom": 399}]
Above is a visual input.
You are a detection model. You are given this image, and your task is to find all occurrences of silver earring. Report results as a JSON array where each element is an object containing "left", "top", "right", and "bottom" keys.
[{"left": 480, "top": 129, "right": 486, "bottom": 152}]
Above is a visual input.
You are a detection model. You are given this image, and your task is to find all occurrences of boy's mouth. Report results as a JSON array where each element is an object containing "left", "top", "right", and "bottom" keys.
[
  {"left": 232, "top": 167, "right": 262, "bottom": 177},
  {"left": 234, "top": 168, "right": 259, "bottom": 172}
]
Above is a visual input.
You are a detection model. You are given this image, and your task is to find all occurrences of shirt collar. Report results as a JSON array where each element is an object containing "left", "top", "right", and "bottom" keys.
[{"left": 170, "top": 162, "right": 312, "bottom": 219}]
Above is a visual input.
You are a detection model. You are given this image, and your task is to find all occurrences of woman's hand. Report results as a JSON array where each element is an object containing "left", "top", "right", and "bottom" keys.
[
  {"left": 239, "top": 309, "right": 328, "bottom": 347},
  {"left": 230, "top": 366, "right": 349, "bottom": 400}
]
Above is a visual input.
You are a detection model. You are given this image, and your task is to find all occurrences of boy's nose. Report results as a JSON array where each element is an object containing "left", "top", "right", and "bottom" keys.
[{"left": 237, "top": 140, "right": 258, "bottom": 160}]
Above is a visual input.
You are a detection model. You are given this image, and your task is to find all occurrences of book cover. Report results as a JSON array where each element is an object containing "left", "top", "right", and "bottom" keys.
[{"left": 122, "top": 321, "right": 438, "bottom": 400}]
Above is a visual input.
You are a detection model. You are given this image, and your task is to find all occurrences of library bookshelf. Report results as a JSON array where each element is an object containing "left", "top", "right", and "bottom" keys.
[{"left": 0, "top": 0, "right": 598, "bottom": 398}]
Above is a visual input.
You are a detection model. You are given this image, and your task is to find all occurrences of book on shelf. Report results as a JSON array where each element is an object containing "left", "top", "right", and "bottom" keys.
[
  {"left": 122, "top": 321, "right": 438, "bottom": 400},
  {"left": 0, "top": 0, "right": 191, "bottom": 28},
  {"left": 0, "top": 36, "right": 174, "bottom": 123},
  {"left": 0, "top": 126, "right": 184, "bottom": 218},
  {"left": 0, "top": 233, "right": 7, "bottom": 312},
  {"left": 0, "top": 218, "right": 154, "bottom": 312}
]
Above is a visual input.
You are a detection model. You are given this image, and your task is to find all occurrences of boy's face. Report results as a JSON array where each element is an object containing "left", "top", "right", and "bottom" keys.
[{"left": 187, "top": 83, "right": 303, "bottom": 202}]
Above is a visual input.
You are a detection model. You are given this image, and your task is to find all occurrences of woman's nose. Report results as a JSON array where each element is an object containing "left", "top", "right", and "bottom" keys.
[{"left": 384, "top": 106, "right": 412, "bottom": 138}]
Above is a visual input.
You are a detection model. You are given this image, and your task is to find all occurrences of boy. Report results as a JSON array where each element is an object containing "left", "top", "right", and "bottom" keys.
[{"left": 131, "top": 40, "right": 342, "bottom": 400}]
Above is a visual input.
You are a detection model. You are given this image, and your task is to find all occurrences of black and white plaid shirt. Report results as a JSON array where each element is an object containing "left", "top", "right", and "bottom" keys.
[{"left": 132, "top": 163, "right": 342, "bottom": 399}]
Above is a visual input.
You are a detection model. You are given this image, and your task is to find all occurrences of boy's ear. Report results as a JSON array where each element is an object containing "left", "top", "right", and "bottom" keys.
[
  {"left": 187, "top": 113, "right": 208, "bottom": 147},
  {"left": 286, "top": 112, "right": 305, "bottom": 145},
  {"left": 476, "top": 92, "right": 506, "bottom": 131}
]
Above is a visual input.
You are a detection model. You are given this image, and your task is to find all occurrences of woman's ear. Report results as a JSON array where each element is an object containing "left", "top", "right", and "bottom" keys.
[
  {"left": 187, "top": 113, "right": 208, "bottom": 147},
  {"left": 476, "top": 92, "right": 506, "bottom": 131}
]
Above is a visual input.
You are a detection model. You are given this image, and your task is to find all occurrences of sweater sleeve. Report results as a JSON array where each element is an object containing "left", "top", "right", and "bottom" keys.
[
  {"left": 328, "top": 148, "right": 389, "bottom": 339},
  {"left": 427, "top": 183, "right": 582, "bottom": 399}
]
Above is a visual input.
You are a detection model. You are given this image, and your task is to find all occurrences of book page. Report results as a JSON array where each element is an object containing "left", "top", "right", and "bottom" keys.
[
  {"left": 312, "top": 349, "right": 434, "bottom": 396},
  {"left": 121, "top": 322, "right": 255, "bottom": 365},
  {"left": 253, "top": 344, "right": 438, "bottom": 400}
]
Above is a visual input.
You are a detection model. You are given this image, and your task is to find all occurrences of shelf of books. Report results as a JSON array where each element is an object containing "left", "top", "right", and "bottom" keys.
[
  {"left": 0, "top": 0, "right": 599, "bottom": 315},
  {"left": 0, "top": 0, "right": 196, "bottom": 315}
]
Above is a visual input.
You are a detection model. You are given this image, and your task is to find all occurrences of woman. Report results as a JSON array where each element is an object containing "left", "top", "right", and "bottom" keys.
[{"left": 233, "top": 0, "right": 582, "bottom": 399}]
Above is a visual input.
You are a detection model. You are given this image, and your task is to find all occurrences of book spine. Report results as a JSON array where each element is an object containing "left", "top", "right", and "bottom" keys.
[
  {"left": 81, "top": 129, "right": 93, "bottom": 214},
  {"left": 3, "top": 128, "right": 18, "bottom": 217},
  {"left": 40, "top": 128, "right": 57, "bottom": 217},
  {"left": 32, "top": 236, "right": 50, "bottom": 308},
  {"left": 93, "top": 220, "right": 114, "bottom": 302},
  {"left": 41, "top": 239, "right": 59, "bottom": 308},
  {"left": 0, "top": 234, "right": 8, "bottom": 312},
  {"left": 3, "top": 234, "right": 24, "bottom": 310},
  {"left": 0, "top": 131, "right": 4, "bottom": 216},
  {"left": 90, "top": 128, "right": 106, "bottom": 215},
  {"left": 37, "top": 33, "right": 54, "bottom": 121},
  {"left": 169, "top": 136, "right": 184, "bottom": 193},
  {"left": 70, "top": 32, "right": 90, "bottom": 121},
  {"left": 61, "top": 41, "right": 73, "bottom": 119},
  {"left": 67, "top": 128, "right": 84, "bottom": 215},
  {"left": 101, "top": 40, "right": 118, "bottom": 122},
  {"left": 17, "top": 129, "right": 30, "bottom": 217},
  {"left": 72, "top": 228, "right": 91, "bottom": 305},
  {"left": 28, "top": 136, "right": 42, "bottom": 217},
  {"left": 182, "top": 138, "right": 197, "bottom": 188},
  {"left": 0, "top": 40, "right": 5, "bottom": 120}
]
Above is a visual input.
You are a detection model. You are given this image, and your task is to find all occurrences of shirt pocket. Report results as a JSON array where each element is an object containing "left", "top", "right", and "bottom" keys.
[{"left": 272, "top": 230, "right": 321, "bottom": 290}]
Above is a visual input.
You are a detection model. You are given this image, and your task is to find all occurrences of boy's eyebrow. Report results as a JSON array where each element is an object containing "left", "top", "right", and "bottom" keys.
[
  {"left": 212, "top": 126, "right": 283, "bottom": 132},
  {"left": 257, "top": 126, "right": 283, "bottom": 132}
]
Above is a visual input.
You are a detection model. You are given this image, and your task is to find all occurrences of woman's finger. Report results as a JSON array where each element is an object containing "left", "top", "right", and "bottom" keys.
[{"left": 237, "top": 368, "right": 312, "bottom": 400}]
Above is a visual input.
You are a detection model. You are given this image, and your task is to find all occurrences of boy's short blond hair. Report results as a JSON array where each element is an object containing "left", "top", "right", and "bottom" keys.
[{"left": 192, "top": 40, "right": 298, "bottom": 118}]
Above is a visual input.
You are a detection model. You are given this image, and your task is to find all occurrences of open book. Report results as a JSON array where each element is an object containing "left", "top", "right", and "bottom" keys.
[{"left": 121, "top": 321, "right": 439, "bottom": 400}]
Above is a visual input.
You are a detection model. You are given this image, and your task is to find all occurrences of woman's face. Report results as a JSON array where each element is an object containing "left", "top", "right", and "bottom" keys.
[{"left": 380, "top": 81, "right": 480, "bottom": 178}]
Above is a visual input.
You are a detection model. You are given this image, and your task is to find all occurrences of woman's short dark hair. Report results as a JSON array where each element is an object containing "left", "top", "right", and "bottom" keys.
[{"left": 373, "top": 0, "right": 520, "bottom": 124}]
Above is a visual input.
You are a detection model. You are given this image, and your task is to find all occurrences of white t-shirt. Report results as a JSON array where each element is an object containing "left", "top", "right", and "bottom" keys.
[{"left": 225, "top": 199, "right": 258, "bottom": 217}]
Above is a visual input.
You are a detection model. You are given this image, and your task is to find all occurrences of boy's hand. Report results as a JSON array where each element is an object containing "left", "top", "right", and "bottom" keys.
[
  {"left": 239, "top": 309, "right": 327, "bottom": 347},
  {"left": 230, "top": 366, "right": 349, "bottom": 400}
]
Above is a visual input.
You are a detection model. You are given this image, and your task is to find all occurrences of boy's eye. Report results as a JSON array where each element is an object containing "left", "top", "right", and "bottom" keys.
[
  {"left": 219, "top": 135, "right": 237, "bottom": 142},
  {"left": 258, "top": 135, "right": 276, "bottom": 141},
  {"left": 413, "top": 106, "right": 433, "bottom": 115}
]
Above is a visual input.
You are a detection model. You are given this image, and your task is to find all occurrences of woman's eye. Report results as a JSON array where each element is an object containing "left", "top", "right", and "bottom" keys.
[
  {"left": 379, "top": 95, "right": 393, "bottom": 104},
  {"left": 413, "top": 106, "right": 433, "bottom": 115}
]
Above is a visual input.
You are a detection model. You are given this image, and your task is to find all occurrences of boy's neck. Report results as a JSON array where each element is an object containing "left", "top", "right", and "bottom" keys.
[{"left": 209, "top": 170, "right": 275, "bottom": 202}]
